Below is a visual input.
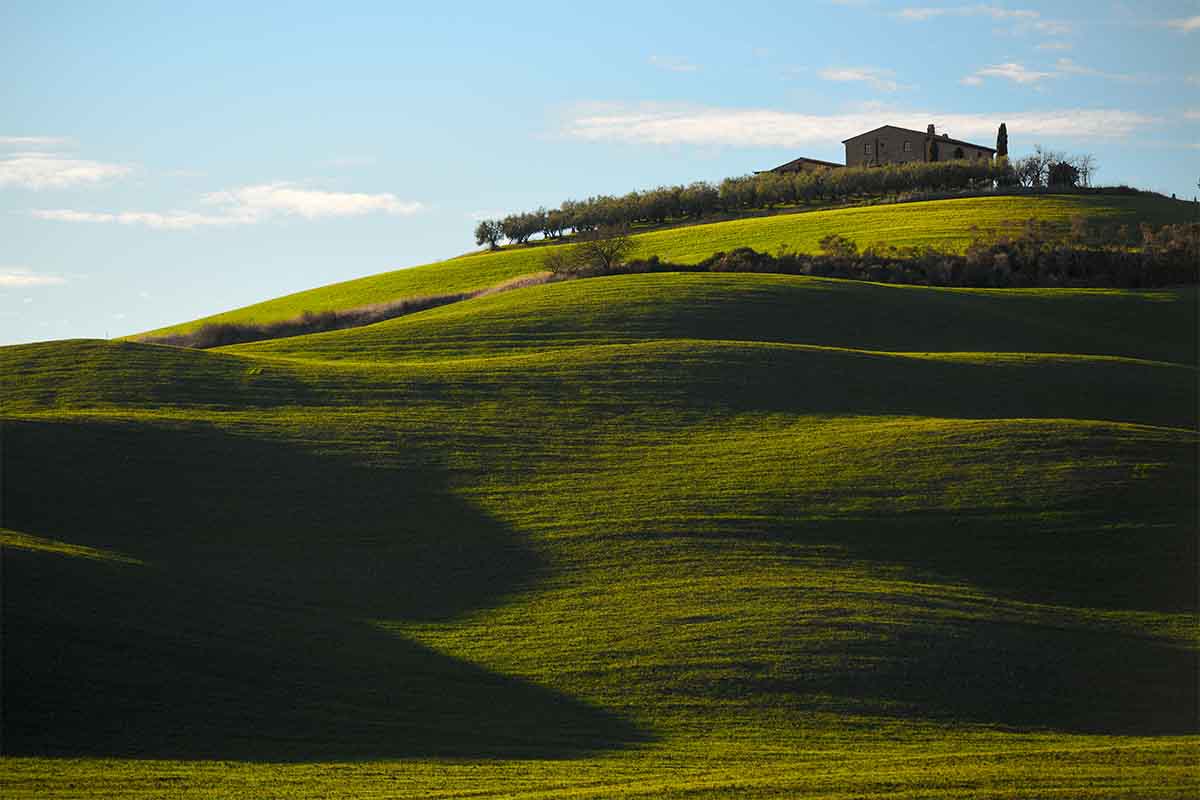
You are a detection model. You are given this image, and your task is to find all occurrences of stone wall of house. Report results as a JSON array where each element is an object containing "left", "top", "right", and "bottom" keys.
[{"left": 843, "top": 126, "right": 993, "bottom": 167}]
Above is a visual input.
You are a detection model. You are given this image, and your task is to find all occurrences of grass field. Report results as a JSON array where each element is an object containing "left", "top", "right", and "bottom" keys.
[
  {"left": 3, "top": 239, "right": 1196, "bottom": 798},
  {"left": 135, "top": 192, "right": 1197, "bottom": 339}
]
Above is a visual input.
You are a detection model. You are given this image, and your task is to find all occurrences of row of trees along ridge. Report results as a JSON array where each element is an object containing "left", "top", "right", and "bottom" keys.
[{"left": 475, "top": 144, "right": 1098, "bottom": 249}]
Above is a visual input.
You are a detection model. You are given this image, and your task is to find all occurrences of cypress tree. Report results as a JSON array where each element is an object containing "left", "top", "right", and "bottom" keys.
[{"left": 996, "top": 123, "right": 1008, "bottom": 158}]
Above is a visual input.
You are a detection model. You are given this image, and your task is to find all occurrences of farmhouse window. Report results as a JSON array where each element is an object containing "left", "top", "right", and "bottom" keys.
[
  {"left": 864, "top": 142, "right": 873, "bottom": 154},
  {"left": 903, "top": 141, "right": 912, "bottom": 152}
]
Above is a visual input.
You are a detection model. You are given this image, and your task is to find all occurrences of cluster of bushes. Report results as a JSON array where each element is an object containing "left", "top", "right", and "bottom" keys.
[
  {"left": 476, "top": 159, "right": 1017, "bottom": 247},
  {"left": 556, "top": 220, "right": 1200, "bottom": 290}
]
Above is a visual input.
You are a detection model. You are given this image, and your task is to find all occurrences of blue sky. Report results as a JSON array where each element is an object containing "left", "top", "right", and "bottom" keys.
[{"left": 2, "top": 0, "right": 1197, "bottom": 344}]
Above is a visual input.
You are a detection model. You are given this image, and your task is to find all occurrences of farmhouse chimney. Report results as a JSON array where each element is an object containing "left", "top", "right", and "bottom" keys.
[{"left": 927, "top": 124, "right": 935, "bottom": 136}]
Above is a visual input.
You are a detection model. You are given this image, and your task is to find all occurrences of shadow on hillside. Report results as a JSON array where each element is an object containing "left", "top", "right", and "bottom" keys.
[
  {"left": 832, "top": 510, "right": 1198, "bottom": 734},
  {"left": 646, "top": 345, "right": 1197, "bottom": 430},
  {"left": 804, "top": 610, "right": 1198, "bottom": 736},
  {"left": 803, "top": 511, "right": 1198, "bottom": 615},
  {"left": 1, "top": 419, "right": 650, "bottom": 761},
  {"left": 634, "top": 505, "right": 1195, "bottom": 735}
]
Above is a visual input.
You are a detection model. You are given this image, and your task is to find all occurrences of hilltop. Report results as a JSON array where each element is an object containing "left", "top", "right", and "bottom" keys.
[
  {"left": 3, "top": 192, "right": 1198, "bottom": 799},
  {"left": 135, "top": 192, "right": 1194, "bottom": 340}
]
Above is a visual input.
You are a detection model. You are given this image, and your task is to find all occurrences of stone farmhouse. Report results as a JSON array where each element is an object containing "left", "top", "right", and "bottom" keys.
[{"left": 764, "top": 123, "right": 996, "bottom": 173}]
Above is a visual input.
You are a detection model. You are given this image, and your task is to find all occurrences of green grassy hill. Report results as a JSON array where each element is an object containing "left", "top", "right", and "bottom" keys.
[
  {"left": 3, "top": 232, "right": 1197, "bottom": 798},
  {"left": 136, "top": 193, "right": 1195, "bottom": 339}
]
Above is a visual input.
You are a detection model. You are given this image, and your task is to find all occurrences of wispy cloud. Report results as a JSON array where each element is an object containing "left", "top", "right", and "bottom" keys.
[
  {"left": 560, "top": 102, "right": 1158, "bottom": 147},
  {"left": 648, "top": 55, "right": 700, "bottom": 73},
  {"left": 30, "top": 209, "right": 248, "bottom": 230},
  {"left": 896, "top": 5, "right": 1072, "bottom": 35},
  {"left": 0, "top": 266, "right": 67, "bottom": 287},
  {"left": 1036, "top": 40, "right": 1072, "bottom": 50},
  {"left": 1184, "top": 110, "right": 1200, "bottom": 121},
  {"left": 1166, "top": 15, "right": 1200, "bottom": 33},
  {"left": 1052, "top": 57, "right": 1142, "bottom": 82},
  {"left": 203, "top": 183, "right": 424, "bottom": 220},
  {"left": 0, "top": 152, "right": 132, "bottom": 189},
  {"left": 897, "top": 5, "right": 1038, "bottom": 22},
  {"left": 963, "top": 58, "right": 1146, "bottom": 87},
  {"left": 31, "top": 183, "right": 425, "bottom": 230},
  {"left": 966, "top": 62, "right": 1054, "bottom": 84},
  {"left": 819, "top": 66, "right": 908, "bottom": 92},
  {"left": 1031, "top": 19, "right": 1073, "bottom": 35},
  {"left": 0, "top": 136, "right": 71, "bottom": 148}
]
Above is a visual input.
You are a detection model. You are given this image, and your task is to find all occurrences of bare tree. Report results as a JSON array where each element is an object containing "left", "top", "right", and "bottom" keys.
[
  {"left": 542, "top": 225, "right": 635, "bottom": 275},
  {"left": 575, "top": 225, "right": 634, "bottom": 271},
  {"left": 1074, "top": 154, "right": 1097, "bottom": 188}
]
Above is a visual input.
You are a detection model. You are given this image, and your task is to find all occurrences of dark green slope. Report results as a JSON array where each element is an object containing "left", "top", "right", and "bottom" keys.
[{"left": 2, "top": 418, "right": 647, "bottom": 760}]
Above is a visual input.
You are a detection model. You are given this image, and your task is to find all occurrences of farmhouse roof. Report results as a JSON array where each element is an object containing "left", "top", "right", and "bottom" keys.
[
  {"left": 841, "top": 124, "right": 996, "bottom": 152},
  {"left": 760, "top": 156, "right": 844, "bottom": 172}
]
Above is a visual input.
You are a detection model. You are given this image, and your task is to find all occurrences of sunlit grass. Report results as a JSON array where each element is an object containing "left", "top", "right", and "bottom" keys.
[
  {"left": 135, "top": 193, "right": 1194, "bottom": 338},
  {"left": 3, "top": 245, "right": 1197, "bottom": 797}
]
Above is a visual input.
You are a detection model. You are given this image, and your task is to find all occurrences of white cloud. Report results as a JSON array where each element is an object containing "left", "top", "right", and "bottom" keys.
[
  {"left": 1036, "top": 40, "right": 1072, "bottom": 50},
  {"left": 31, "top": 182, "right": 425, "bottom": 230},
  {"left": 896, "top": 5, "right": 1071, "bottom": 35},
  {"left": 1167, "top": 16, "right": 1200, "bottom": 32},
  {"left": 648, "top": 55, "right": 699, "bottom": 73},
  {"left": 1184, "top": 110, "right": 1200, "bottom": 121},
  {"left": 560, "top": 102, "right": 1158, "bottom": 147},
  {"left": 0, "top": 136, "right": 70, "bottom": 148},
  {"left": 819, "top": 67, "right": 908, "bottom": 92},
  {"left": 897, "top": 5, "right": 1038, "bottom": 22},
  {"left": 0, "top": 267, "right": 67, "bottom": 287},
  {"left": 30, "top": 208, "right": 246, "bottom": 230},
  {"left": 202, "top": 183, "right": 424, "bottom": 220},
  {"left": 965, "top": 58, "right": 1144, "bottom": 87},
  {"left": 1032, "top": 19, "right": 1073, "bottom": 35},
  {"left": 897, "top": 7, "right": 946, "bottom": 20},
  {"left": 966, "top": 62, "right": 1054, "bottom": 84},
  {"left": 0, "top": 152, "right": 132, "bottom": 189}
]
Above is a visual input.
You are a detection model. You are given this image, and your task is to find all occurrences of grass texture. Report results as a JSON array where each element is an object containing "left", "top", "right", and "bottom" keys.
[
  {"left": 2, "top": 200, "right": 1197, "bottom": 798},
  {"left": 135, "top": 193, "right": 1196, "bottom": 339},
  {"left": 2, "top": 266, "right": 1200, "bottom": 796}
]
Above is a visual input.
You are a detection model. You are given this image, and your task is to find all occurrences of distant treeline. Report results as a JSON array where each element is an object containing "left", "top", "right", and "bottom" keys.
[
  {"left": 553, "top": 220, "right": 1200, "bottom": 290},
  {"left": 139, "top": 274, "right": 552, "bottom": 349},
  {"left": 475, "top": 159, "right": 1016, "bottom": 247}
]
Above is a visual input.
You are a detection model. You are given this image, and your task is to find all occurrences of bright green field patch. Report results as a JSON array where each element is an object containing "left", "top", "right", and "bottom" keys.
[
  {"left": 227, "top": 271, "right": 1197, "bottom": 367},
  {"left": 136, "top": 193, "right": 1194, "bottom": 338},
  {"left": 0, "top": 529, "right": 144, "bottom": 566}
]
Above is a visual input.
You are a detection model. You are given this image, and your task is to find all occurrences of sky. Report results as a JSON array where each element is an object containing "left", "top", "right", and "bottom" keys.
[{"left": 2, "top": 0, "right": 1198, "bottom": 345}]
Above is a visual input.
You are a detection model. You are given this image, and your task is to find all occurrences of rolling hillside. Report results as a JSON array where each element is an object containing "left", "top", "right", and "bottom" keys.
[
  {"left": 135, "top": 193, "right": 1195, "bottom": 339},
  {"left": 3, "top": 225, "right": 1197, "bottom": 799}
]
